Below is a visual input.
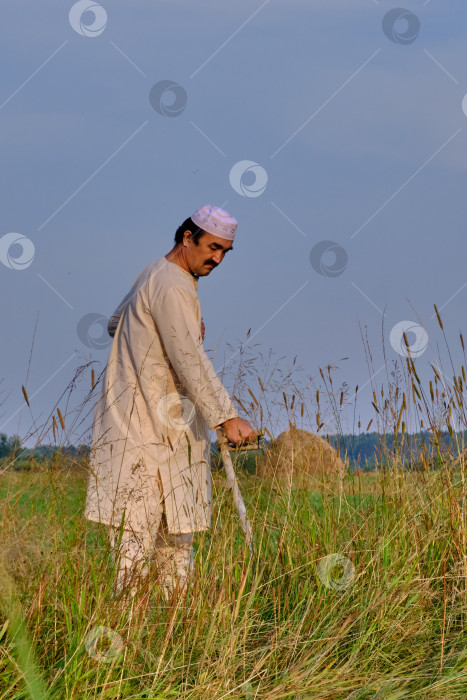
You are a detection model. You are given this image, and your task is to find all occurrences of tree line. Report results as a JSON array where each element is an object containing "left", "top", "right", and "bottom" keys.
[{"left": 1, "top": 430, "right": 465, "bottom": 471}]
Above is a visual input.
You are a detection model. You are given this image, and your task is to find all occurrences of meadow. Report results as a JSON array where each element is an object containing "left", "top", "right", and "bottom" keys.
[{"left": 1, "top": 452, "right": 467, "bottom": 699}]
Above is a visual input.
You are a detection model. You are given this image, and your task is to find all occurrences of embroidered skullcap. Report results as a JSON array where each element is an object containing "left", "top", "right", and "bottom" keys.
[{"left": 191, "top": 204, "right": 237, "bottom": 241}]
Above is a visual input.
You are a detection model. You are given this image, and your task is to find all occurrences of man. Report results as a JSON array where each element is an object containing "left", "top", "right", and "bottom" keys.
[{"left": 85, "top": 205, "right": 256, "bottom": 599}]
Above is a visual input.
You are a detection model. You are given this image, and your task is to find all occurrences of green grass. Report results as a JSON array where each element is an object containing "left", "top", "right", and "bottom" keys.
[{"left": 1, "top": 458, "right": 467, "bottom": 700}]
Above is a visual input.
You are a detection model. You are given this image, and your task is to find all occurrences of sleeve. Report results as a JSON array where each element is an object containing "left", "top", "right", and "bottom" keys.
[{"left": 153, "top": 284, "right": 238, "bottom": 430}]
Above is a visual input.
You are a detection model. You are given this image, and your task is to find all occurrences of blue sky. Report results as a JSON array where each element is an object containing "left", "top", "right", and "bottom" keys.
[{"left": 1, "top": 0, "right": 467, "bottom": 446}]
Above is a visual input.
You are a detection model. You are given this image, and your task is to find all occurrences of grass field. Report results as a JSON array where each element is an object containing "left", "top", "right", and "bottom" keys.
[{"left": 1, "top": 453, "right": 467, "bottom": 700}]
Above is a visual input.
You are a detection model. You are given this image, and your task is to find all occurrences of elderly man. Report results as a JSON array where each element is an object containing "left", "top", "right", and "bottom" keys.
[{"left": 85, "top": 205, "right": 256, "bottom": 599}]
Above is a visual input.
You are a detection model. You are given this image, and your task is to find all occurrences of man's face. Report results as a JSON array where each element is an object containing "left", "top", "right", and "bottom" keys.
[{"left": 184, "top": 231, "right": 233, "bottom": 277}]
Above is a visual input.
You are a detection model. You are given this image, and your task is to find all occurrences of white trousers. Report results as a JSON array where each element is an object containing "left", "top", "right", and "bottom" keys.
[{"left": 109, "top": 507, "right": 194, "bottom": 600}]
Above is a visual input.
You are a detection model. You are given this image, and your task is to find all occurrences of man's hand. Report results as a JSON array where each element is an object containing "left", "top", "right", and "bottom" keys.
[
  {"left": 201, "top": 318, "right": 205, "bottom": 341},
  {"left": 222, "top": 417, "right": 257, "bottom": 447}
]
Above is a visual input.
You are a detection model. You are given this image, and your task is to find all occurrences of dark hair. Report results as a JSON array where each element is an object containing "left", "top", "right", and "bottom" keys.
[{"left": 174, "top": 217, "right": 206, "bottom": 245}]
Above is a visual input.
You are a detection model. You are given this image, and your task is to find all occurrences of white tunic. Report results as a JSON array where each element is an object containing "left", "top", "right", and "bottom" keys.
[{"left": 85, "top": 257, "right": 238, "bottom": 534}]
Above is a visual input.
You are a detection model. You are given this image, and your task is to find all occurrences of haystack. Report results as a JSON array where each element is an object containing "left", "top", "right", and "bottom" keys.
[{"left": 257, "top": 427, "right": 345, "bottom": 482}]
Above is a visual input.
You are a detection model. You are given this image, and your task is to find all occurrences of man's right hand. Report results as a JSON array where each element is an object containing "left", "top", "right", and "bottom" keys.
[{"left": 222, "top": 417, "right": 257, "bottom": 447}]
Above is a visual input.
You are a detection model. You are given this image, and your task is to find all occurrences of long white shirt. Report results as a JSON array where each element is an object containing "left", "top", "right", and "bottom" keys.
[{"left": 85, "top": 257, "right": 238, "bottom": 534}]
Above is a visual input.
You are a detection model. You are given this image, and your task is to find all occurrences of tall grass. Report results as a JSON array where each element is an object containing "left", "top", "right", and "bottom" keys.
[
  {"left": 1, "top": 308, "right": 467, "bottom": 698},
  {"left": 1, "top": 460, "right": 467, "bottom": 699}
]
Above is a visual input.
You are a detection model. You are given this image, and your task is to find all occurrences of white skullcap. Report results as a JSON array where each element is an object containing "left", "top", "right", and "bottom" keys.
[{"left": 191, "top": 204, "right": 237, "bottom": 241}]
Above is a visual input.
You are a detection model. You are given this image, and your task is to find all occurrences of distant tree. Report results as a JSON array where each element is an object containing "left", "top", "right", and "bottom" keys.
[
  {"left": 0, "top": 433, "right": 21, "bottom": 458},
  {"left": 0, "top": 434, "right": 7, "bottom": 458}
]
